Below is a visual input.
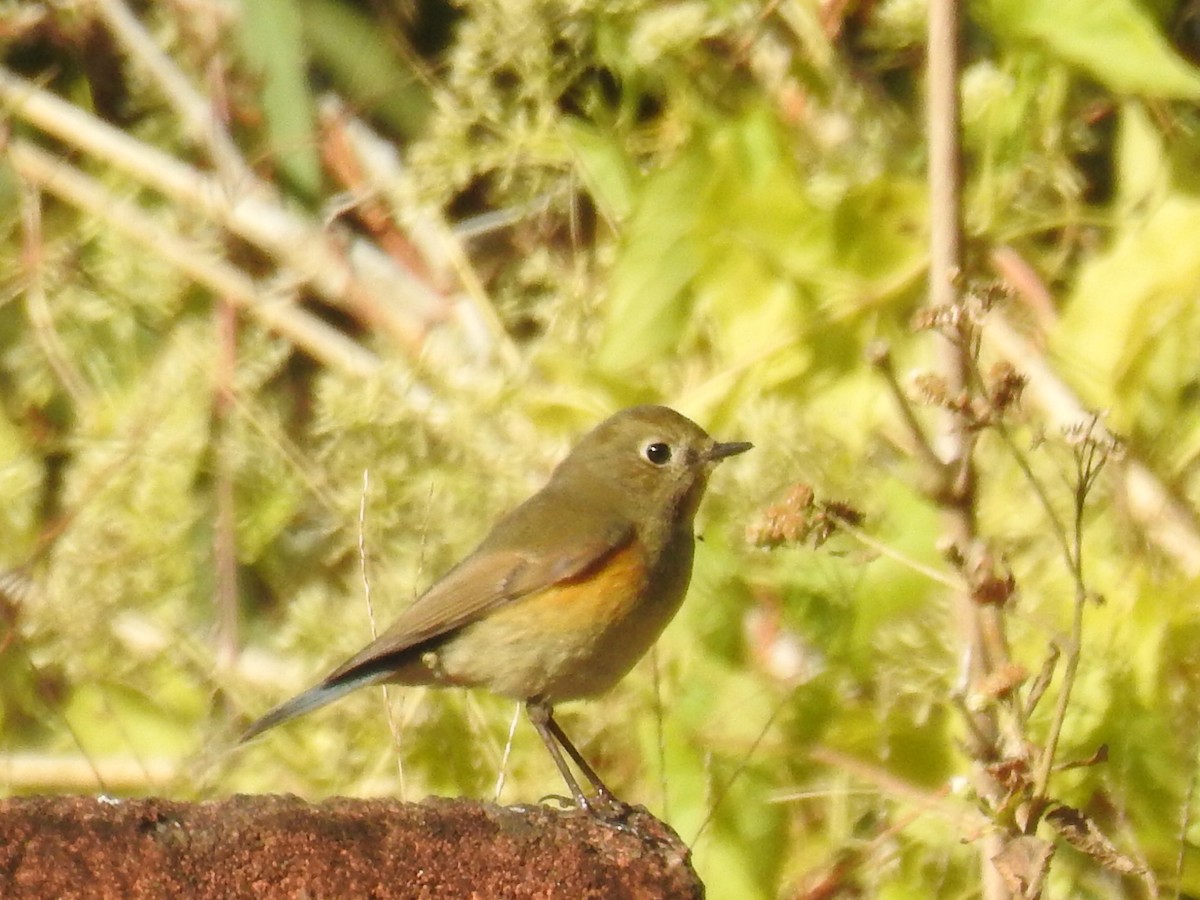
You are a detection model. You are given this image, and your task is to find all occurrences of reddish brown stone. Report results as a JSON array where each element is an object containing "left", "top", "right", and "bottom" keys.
[{"left": 0, "top": 794, "right": 703, "bottom": 899}]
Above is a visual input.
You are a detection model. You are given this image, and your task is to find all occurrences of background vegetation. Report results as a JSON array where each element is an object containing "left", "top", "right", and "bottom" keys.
[{"left": 3, "top": 0, "right": 1200, "bottom": 896}]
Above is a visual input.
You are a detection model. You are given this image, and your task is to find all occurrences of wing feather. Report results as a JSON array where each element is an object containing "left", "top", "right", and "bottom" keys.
[{"left": 322, "top": 516, "right": 634, "bottom": 683}]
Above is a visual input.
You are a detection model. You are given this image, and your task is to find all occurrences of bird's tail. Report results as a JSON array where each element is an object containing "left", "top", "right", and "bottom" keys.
[{"left": 240, "top": 669, "right": 387, "bottom": 743}]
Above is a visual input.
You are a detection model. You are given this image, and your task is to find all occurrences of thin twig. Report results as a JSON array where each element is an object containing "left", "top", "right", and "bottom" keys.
[
  {"left": 691, "top": 695, "right": 786, "bottom": 845},
  {"left": 1022, "top": 642, "right": 1061, "bottom": 725},
  {"left": 212, "top": 299, "right": 240, "bottom": 672},
  {"left": 1030, "top": 581, "right": 1085, "bottom": 807},
  {"left": 359, "top": 469, "right": 406, "bottom": 799},
  {"left": 494, "top": 704, "right": 522, "bottom": 803},
  {"left": 650, "top": 648, "right": 669, "bottom": 819},
  {"left": 868, "top": 342, "right": 950, "bottom": 484},
  {"left": 833, "top": 517, "right": 961, "bottom": 590},
  {"left": 988, "top": 422, "right": 1075, "bottom": 581},
  {"left": 1031, "top": 422, "right": 1111, "bottom": 803},
  {"left": 18, "top": 181, "right": 93, "bottom": 405},
  {"left": 1175, "top": 738, "right": 1198, "bottom": 899}
]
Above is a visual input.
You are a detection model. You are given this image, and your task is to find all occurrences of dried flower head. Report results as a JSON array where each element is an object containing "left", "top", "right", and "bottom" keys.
[
  {"left": 987, "top": 360, "right": 1027, "bottom": 416},
  {"left": 746, "top": 483, "right": 815, "bottom": 548},
  {"left": 911, "top": 372, "right": 949, "bottom": 406},
  {"left": 747, "top": 485, "right": 864, "bottom": 549}
]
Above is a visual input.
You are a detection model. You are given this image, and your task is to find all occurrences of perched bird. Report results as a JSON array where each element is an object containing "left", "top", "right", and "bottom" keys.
[{"left": 242, "top": 405, "right": 751, "bottom": 817}]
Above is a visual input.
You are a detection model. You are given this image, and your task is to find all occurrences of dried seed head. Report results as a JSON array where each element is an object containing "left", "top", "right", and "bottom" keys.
[{"left": 987, "top": 360, "right": 1027, "bottom": 415}]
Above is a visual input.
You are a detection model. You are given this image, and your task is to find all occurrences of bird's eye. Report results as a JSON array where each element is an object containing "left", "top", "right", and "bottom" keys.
[{"left": 643, "top": 441, "right": 673, "bottom": 465}]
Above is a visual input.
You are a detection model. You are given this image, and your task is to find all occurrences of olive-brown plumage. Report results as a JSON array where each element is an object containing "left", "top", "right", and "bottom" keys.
[{"left": 242, "top": 405, "right": 751, "bottom": 816}]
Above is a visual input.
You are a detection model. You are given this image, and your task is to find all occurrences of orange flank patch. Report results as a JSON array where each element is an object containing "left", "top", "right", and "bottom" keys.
[{"left": 490, "top": 539, "right": 650, "bottom": 636}]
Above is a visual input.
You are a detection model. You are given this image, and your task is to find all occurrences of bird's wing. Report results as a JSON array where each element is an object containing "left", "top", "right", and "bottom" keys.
[{"left": 321, "top": 513, "right": 636, "bottom": 684}]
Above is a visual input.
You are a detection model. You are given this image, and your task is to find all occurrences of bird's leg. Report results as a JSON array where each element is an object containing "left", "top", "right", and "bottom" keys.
[
  {"left": 525, "top": 699, "right": 589, "bottom": 808},
  {"left": 524, "top": 698, "right": 630, "bottom": 820}
]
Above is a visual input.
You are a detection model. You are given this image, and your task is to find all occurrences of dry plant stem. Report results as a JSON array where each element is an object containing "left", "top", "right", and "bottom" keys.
[
  {"left": 870, "top": 345, "right": 950, "bottom": 484},
  {"left": 358, "top": 470, "right": 406, "bottom": 799},
  {"left": 213, "top": 300, "right": 240, "bottom": 672},
  {"left": 835, "top": 516, "right": 960, "bottom": 589},
  {"left": 1022, "top": 643, "right": 1060, "bottom": 725},
  {"left": 1176, "top": 754, "right": 1198, "bottom": 898},
  {"left": 926, "top": 2, "right": 1011, "bottom": 897},
  {"left": 319, "top": 98, "right": 518, "bottom": 368},
  {"left": 926, "top": 0, "right": 963, "bottom": 318},
  {"left": 803, "top": 745, "right": 990, "bottom": 834},
  {"left": 0, "top": 752, "right": 176, "bottom": 790},
  {"left": 1031, "top": 581, "right": 1085, "bottom": 808},
  {"left": 18, "top": 183, "right": 92, "bottom": 405},
  {"left": 494, "top": 704, "right": 522, "bottom": 803},
  {"left": 6, "top": 139, "right": 381, "bottom": 379},
  {"left": 650, "top": 650, "right": 670, "bottom": 820},
  {"left": 927, "top": 0, "right": 980, "bottom": 700},
  {"left": 0, "top": 69, "right": 446, "bottom": 356},
  {"left": 90, "top": 0, "right": 254, "bottom": 187},
  {"left": 1031, "top": 435, "right": 1106, "bottom": 805},
  {"left": 928, "top": 0, "right": 1016, "bottom": 719}
]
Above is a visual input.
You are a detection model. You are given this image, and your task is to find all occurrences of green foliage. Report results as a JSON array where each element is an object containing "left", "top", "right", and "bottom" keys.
[
  {"left": 239, "top": 0, "right": 323, "bottom": 195},
  {"left": 298, "top": 0, "right": 431, "bottom": 137},
  {"left": 4, "top": 0, "right": 1200, "bottom": 896},
  {"left": 1057, "top": 103, "right": 1200, "bottom": 475},
  {"left": 597, "top": 105, "right": 926, "bottom": 386},
  {"left": 980, "top": 0, "right": 1200, "bottom": 98}
]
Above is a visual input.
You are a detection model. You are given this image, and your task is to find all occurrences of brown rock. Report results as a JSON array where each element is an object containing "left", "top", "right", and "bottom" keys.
[{"left": 0, "top": 794, "right": 704, "bottom": 899}]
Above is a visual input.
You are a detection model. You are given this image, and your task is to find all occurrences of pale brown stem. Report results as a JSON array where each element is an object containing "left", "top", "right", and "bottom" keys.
[
  {"left": 212, "top": 300, "right": 240, "bottom": 672},
  {"left": 926, "top": 1, "right": 1012, "bottom": 896}
]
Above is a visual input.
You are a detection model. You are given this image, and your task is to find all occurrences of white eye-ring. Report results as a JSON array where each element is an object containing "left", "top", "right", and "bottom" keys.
[{"left": 642, "top": 440, "right": 673, "bottom": 465}]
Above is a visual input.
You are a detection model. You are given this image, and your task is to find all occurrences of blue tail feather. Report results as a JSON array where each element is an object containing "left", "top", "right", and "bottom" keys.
[{"left": 241, "top": 669, "right": 386, "bottom": 742}]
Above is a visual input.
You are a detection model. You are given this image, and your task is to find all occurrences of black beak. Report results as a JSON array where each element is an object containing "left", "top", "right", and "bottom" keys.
[{"left": 707, "top": 440, "right": 753, "bottom": 461}]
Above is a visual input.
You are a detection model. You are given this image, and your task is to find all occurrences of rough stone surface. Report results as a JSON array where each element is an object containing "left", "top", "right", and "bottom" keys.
[{"left": 0, "top": 794, "right": 704, "bottom": 899}]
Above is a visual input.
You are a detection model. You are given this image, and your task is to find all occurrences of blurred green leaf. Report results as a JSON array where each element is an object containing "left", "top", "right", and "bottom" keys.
[
  {"left": 239, "top": 0, "right": 322, "bottom": 196},
  {"left": 597, "top": 152, "right": 708, "bottom": 371},
  {"left": 598, "top": 108, "right": 923, "bottom": 381},
  {"left": 560, "top": 118, "right": 636, "bottom": 221},
  {"left": 1056, "top": 104, "right": 1200, "bottom": 457},
  {"left": 0, "top": 412, "right": 40, "bottom": 558},
  {"left": 298, "top": 0, "right": 430, "bottom": 138},
  {"left": 65, "top": 676, "right": 205, "bottom": 757},
  {"left": 981, "top": 0, "right": 1200, "bottom": 98}
]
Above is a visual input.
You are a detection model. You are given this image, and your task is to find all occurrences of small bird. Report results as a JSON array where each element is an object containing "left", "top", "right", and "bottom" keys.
[{"left": 242, "top": 405, "right": 751, "bottom": 817}]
